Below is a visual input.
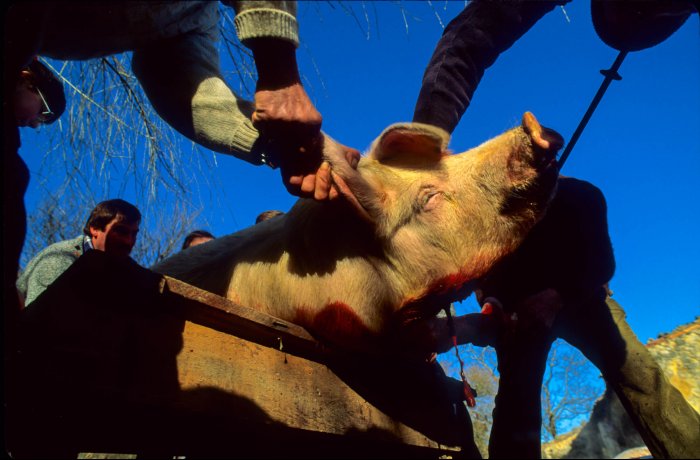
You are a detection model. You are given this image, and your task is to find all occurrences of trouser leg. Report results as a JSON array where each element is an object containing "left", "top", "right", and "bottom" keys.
[
  {"left": 488, "top": 328, "right": 554, "bottom": 458},
  {"left": 558, "top": 288, "right": 700, "bottom": 459}
]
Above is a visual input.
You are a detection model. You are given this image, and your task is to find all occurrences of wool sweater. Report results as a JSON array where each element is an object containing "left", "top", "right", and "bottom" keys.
[
  {"left": 17, "top": 235, "right": 87, "bottom": 307},
  {"left": 11, "top": 1, "right": 300, "bottom": 166}
]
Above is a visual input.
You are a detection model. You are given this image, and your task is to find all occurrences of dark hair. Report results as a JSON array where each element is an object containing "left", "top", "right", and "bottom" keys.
[
  {"left": 182, "top": 230, "right": 215, "bottom": 250},
  {"left": 24, "top": 59, "right": 66, "bottom": 124},
  {"left": 83, "top": 199, "right": 141, "bottom": 235},
  {"left": 255, "top": 210, "right": 284, "bottom": 224}
]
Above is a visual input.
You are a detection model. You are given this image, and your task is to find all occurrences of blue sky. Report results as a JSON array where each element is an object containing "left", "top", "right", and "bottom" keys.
[
  {"left": 20, "top": 2, "right": 699, "bottom": 344},
  {"left": 299, "top": 1, "right": 700, "bottom": 344}
]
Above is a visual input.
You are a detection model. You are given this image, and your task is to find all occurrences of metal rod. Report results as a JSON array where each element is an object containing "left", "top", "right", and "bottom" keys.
[{"left": 558, "top": 50, "right": 628, "bottom": 170}]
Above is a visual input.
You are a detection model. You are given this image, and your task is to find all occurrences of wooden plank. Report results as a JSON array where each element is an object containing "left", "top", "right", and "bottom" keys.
[
  {"left": 7, "top": 250, "right": 473, "bottom": 457},
  {"left": 173, "top": 321, "right": 451, "bottom": 448},
  {"left": 161, "top": 276, "right": 325, "bottom": 360}
]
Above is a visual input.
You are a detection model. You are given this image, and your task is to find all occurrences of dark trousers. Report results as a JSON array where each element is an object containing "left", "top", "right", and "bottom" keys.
[{"left": 489, "top": 287, "right": 700, "bottom": 459}]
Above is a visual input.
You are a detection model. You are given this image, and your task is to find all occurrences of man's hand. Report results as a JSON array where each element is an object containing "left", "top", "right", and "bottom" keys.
[
  {"left": 253, "top": 81, "right": 322, "bottom": 151},
  {"left": 517, "top": 288, "right": 563, "bottom": 332},
  {"left": 249, "top": 38, "right": 360, "bottom": 200},
  {"left": 264, "top": 131, "right": 361, "bottom": 200},
  {"left": 253, "top": 82, "right": 328, "bottom": 199},
  {"left": 287, "top": 137, "right": 361, "bottom": 200}
]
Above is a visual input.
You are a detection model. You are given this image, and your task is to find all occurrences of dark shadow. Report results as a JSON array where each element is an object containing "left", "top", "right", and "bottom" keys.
[
  {"left": 6, "top": 251, "right": 476, "bottom": 458},
  {"left": 479, "top": 177, "right": 633, "bottom": 458},
  {"left": 326, "top": 352, "right": 481, "bottom": 458},
  {"left": 149, "top": 198, "right": 385, "bottom": 296}
]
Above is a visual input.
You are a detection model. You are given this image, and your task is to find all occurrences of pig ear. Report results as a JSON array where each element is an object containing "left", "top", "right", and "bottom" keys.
[{"left": 368, "top": 123, "right": 450, "bottom": 166}]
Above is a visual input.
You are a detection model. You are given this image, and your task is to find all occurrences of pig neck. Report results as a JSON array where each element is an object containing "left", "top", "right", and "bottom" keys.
[{"left": 225, "top": 198, "right": 403, "bottom": 349}]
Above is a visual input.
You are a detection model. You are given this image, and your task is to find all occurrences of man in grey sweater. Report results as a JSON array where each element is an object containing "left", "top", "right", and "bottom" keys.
[
  {"left": 17, "top": 199, "right": 141, "bottom": 307},
  {"left": 4, "top": 1, "right": 360, "bottom": 361}
]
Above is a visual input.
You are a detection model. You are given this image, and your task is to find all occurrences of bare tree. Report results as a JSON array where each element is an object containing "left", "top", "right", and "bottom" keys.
[
  {"left": 541, "top": 340, "right": 604, "bottom": 442},
  {"left": 23, "top": 187, "right": 88, "bottom": 269},
  {"left": 23, "top": 2, "right": 456, "bottom": 270},
  {"left": 131, "top": 202, "right": 205, "bottom": 266},
  {"left": 439, "top": 334, "right": 604, "bottom": 455},
  {"left": 440, "top": 344, "right": 498, "bottom": 458},
  {"left": 23, "top": 188, "right": 205, "bottom": 269},
  {"left": 22, "top": 6, "right": 254, "bottom": 270}
]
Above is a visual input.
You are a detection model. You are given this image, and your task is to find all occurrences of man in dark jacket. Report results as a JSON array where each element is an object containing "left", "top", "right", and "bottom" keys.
[{"left": 412, "top": 1, "right": 700, "bottom": 458}]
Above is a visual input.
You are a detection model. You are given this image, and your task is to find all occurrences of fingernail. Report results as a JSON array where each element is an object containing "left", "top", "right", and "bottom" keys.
[{"left": 321, "top": 161, "right": 330, "bottom": 170}]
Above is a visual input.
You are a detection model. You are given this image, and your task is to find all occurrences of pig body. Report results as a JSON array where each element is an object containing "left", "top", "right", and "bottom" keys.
[{"left": 152, "top": 113, "right": 562, "bottom": 353}]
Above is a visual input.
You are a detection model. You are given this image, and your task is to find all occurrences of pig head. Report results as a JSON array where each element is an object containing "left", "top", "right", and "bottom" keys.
[{"left": 152, "top": 112, "right": 563, "bottom": 353}]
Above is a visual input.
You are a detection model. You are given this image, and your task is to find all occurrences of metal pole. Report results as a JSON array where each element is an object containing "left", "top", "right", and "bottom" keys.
[{"left": 558, "top": 50, "right": 628, "bottom": 170}]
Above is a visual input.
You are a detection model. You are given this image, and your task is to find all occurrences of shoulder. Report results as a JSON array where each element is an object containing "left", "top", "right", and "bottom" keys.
[
  {"left": 553, "top": 177, "right": 607, "bottom": 214},
  {"left": 25, "top": 236, "right": 84, "bottom": 268},
  {"left": 45, "top": 235, "right": 85, "bottom": 256}
]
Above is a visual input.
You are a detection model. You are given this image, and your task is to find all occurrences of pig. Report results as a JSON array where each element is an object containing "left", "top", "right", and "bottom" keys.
[{"left": 151, "top": 112, "right": 563, "bottom": 354}]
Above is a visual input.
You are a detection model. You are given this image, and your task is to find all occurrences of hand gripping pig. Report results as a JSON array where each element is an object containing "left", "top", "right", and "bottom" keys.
[{"left": 152, "top": 112, "right": 563, "bottom": 354}]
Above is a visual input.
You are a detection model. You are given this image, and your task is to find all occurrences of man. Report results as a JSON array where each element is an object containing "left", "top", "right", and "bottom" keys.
[
  {"left": 182, "top": 230, "right": 215, "bottom": 250},
  {"left": 474, "top": 177, "right": 700, "bottom": 459},
  {"left": 13, "top": 59, "right": 65, "bottom": 129},
  {"left": 255, "top": 210, "right": 285, "bottom": 224},
  {"left": 413, "top": 1, "right": 700, "bottom": 458},
  {"left": 413, "top": 0, "right": 696, "bottom": 134},
  {"left": 17, "top": 199, "right": 141, "bottom": 307},
  {"left": 3, "top": 1, "right": 360, "bottom": 370}
]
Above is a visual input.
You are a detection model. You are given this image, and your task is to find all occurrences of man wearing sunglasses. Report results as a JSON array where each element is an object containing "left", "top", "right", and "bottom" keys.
[
  {"left": 13, "top": 59, "right": 65, "bottom": 129},
  {"left": 3, "top": 0, "right": 360, "bottom": 374}
]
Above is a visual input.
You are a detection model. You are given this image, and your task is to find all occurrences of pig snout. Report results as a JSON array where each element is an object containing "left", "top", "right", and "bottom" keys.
[
  {"left": 507, "top": 112, "right": 562, "bottom": 183},
  {"left": 499, "top": 113, "right": 563, "bottom": 216},
  {"left": 522, "top": 112, "right": 563, "bottom": 171}
]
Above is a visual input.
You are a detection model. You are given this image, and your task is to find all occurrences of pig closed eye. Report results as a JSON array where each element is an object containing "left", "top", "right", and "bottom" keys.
[{"left": 422, "top": 191, "right": 442, "bottom": 212}]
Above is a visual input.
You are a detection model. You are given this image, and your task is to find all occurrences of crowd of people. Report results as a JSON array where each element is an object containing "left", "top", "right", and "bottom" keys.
[{"left": 5, "top": 0, "right": 698, "bottom": 458}]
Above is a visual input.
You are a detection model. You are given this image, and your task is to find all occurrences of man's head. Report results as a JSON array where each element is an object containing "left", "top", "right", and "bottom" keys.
[
  {"left": 83, "top": 199, "right": 141, "bottom": 257},
  {"left": 182, "top": 230, "right": 215, "bottom": 250},
  {"left": 14, "top": 59, "right": 66, "bottom": 128},
  {"left": 255, "top": 210, "right": 284, "bottom": 224}
]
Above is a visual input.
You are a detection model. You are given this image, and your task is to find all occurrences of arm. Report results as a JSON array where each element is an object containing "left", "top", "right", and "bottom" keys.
[
  {"left": 131, "top": 1, "right": 302, "bottom": 166},
  {"left": 413, "top": 0, "right": 566, "bottom": 133},
  {"left": 131, "top": 3, "right": 262, "bottom": 165},
  {"left": 133, "top": 1, "right": 358, "bottom": 200},
  {"left": 233, "top": 1, "right": 360, "bottom": 200},
  {"left": 394, "top": 308, "right": 505, "bottom": 354}
]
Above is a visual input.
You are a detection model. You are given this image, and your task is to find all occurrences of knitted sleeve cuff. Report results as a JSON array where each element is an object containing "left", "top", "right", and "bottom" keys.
[
  {"left": 235, "top": 8, "right": 299, "bottom": 47},
  {"left": 227, "top": 117, "right": 279, "bottom": 169}
]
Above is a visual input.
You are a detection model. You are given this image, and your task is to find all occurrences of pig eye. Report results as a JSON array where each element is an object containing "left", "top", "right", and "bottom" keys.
[{"left": 422, "top": 191, "right": 442, "bottom": 212}]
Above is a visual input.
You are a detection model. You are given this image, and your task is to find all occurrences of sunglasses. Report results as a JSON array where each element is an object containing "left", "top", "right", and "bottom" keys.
[{"left": 34, "top": 86, "right": 54, "bottom": 124}]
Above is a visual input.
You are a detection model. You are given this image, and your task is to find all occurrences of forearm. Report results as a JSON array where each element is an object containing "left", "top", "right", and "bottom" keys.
[
  {"left": 133, "top": 25, "right": 270, "bottom": 165},
  {"left": 397, "top": 313, "right": 501, "bottom": 354},
  {"left": 190, "top": 78, "right": 264, "bottom": 163},
  {"left": 414, "top": 0, "right": 565, "bottom": 133}
]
